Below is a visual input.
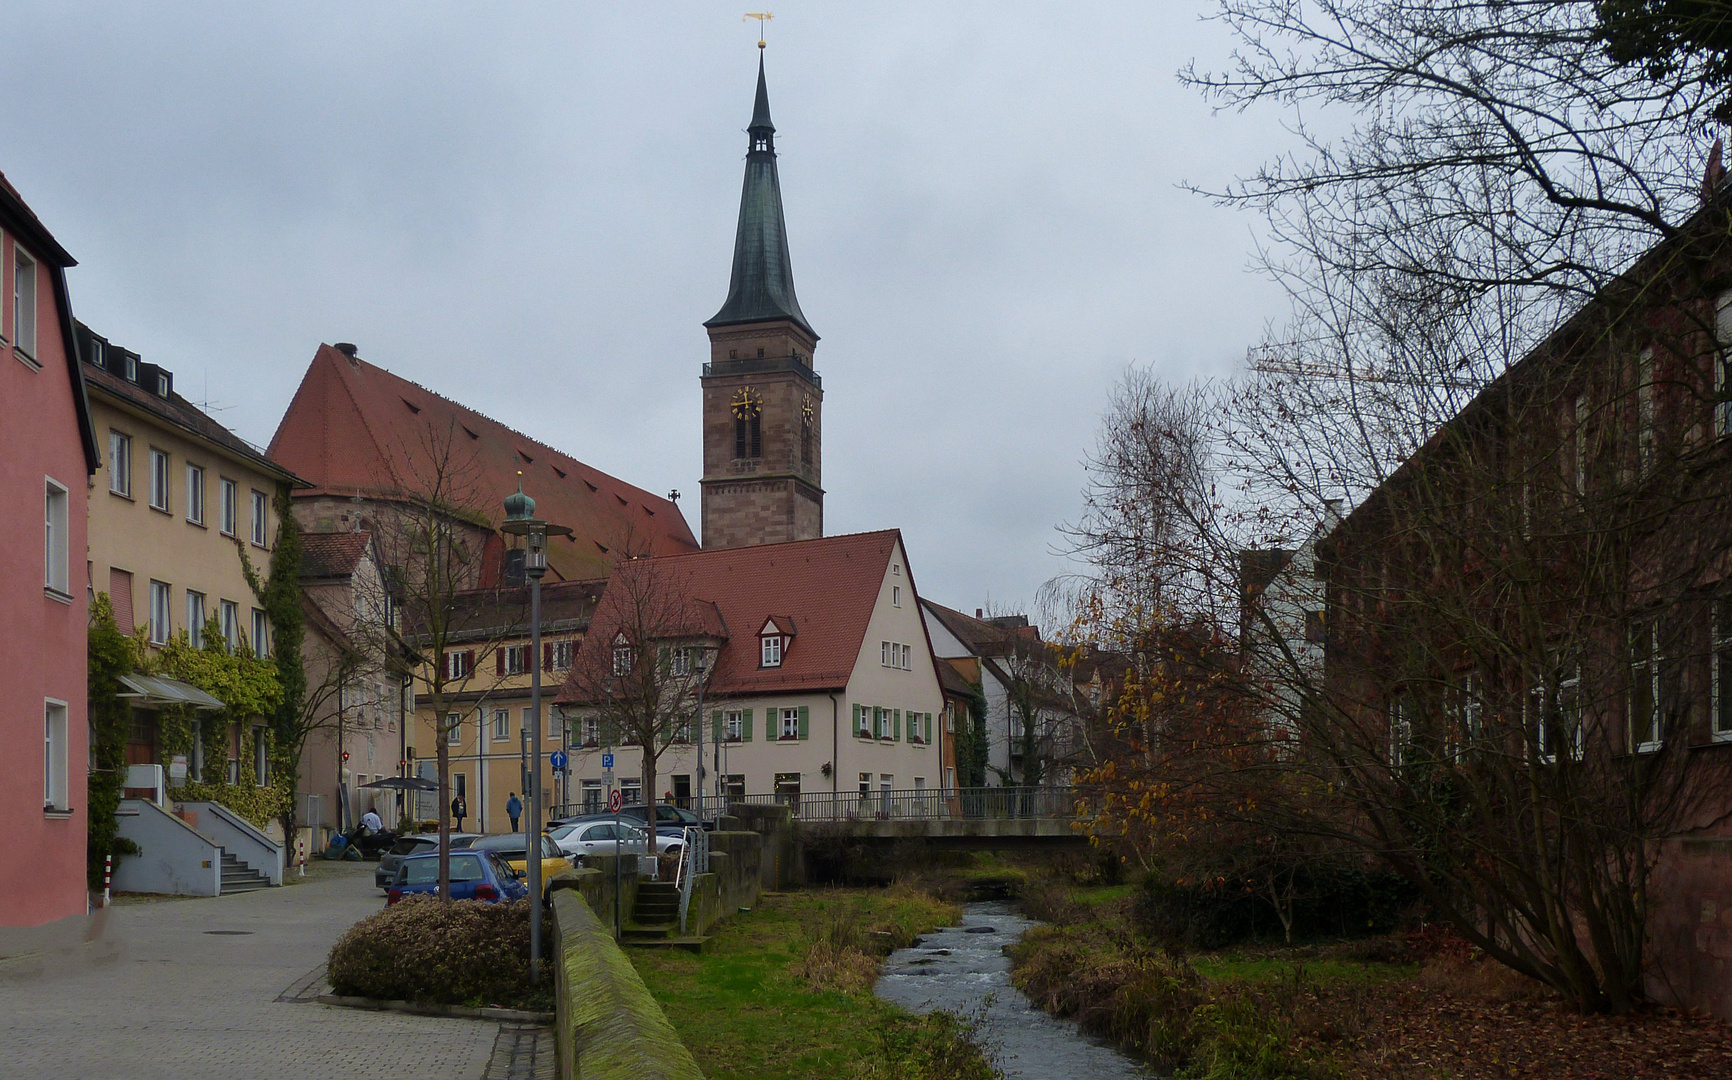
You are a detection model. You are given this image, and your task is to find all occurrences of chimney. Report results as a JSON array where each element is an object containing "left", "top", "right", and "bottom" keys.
[
  {"left": 334, "top": 342, "right": 359, "bottom": 367},
  {"left": 975, "top": 608, "right": 983, "bottom": 619}
]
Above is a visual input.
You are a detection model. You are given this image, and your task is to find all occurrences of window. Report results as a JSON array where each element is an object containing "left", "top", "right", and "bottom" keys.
[
  {"left": 581, "top": 716, "right": 600, "bottom": 746},
  {"left": 1630, "top": 620, "right": 1663, "bottom": 752},
  {"left": 1636, "top": 348, "right": 1655, "bottom": 475},
  {"left": 185, "top": 464, "right": 204, "bottom": 524},
  {"left": 252, "top": 608, "right": 270, "bottom": 657},
  {"left": 945, "top": 704, "right": 956, "bottom": 734},
  {"left": 669, "top": 647, "right": 692, "bottom": 676},
  {"left": 444, "top": 650, "right": 471, "bottom": 679},
  {"left": 725, "top": 709, "right": 744, "bottom": 742},
  {"left": 581, "top": 779, "right": 603, "bottom": 812},
  {"left": 493, "top": 709, "right": 509, "bottom": 742},
  {"left": 1388, "top": 698, "right": 1413, "bottom": 767},
  {"left": 254, "top": 727, "right": 269, "bottom": 786},
  {"left": 13, "top": 245, "right": 36, "bottom": 358},
  {"left": 722, "top": 775, "right": 745, "bottom": 800},
  {"left": 1574, "top": 393, "right": 1589, "bottom": 496},
  {"left": 220, "top": 600, "right": 240, "bottom": 650},
  {"left": 734, "top": 413, "right": 761, "bottom": 459},
  {"left": 446, "top": 712, "right": 462, "bottom": 746},
  {"left": 854, "top": 704, "right": 872, "bottom": 737},
  {"left": 186, "top": 591, "right": 206, "bottom": 648},
  {"left": 892, "top": 585, "right": 901, "bottom": 607},
  {"left": 761, "top": 634, "right": 782, "bottom": 667},
  {"left": 880, "top": 642, "right": 911, "bottom": 670},
  {"left": 44, "top": 478, "right": 68, "bottom": 595},
  {"left": 1533, "top": 661, "right": 1583, "bottom": 763},
  {"left": 780, "top": 708, "right": 799, "bottom": 739},
  {"left": 1714, "top": 600, "right": 1732, "bottom": 743},
  {"left": 1717, "top": 291, "right": 1732, "bottom": 437},
  {"left": 500, "top": 644, "right": 527, "bottom": 676},
  {"left": 149, "top": 448, "right": 170, "bottom": 511},
  {"left": 550, "top": 640, "right": 574, "bottom": 671},
  {"left": 612, "top": 634, "right": 632, "bottom": 676},
  {"left": 945, "top": 767, "right": 956, "bottom": 793},
  {"left": 250, "top": 490, "right": 268, "bottom": 546},
  {"left": 858, "top": 772, "right": 872, "bottom": 801},
  {"left": 108, "top": 431, "right": 132, "bottom": 497},
  {"left": 44, "top": 700, "right": 68, "bottom": 812},
  {"left": 1450, "top": 672, "right": 1481, "bottom": 762},
  {"left": 219, "top": 478, "right": 237, "bottom": 535},
  {"left": 149, "top": 580, "right": 172, "bottom": 644}
]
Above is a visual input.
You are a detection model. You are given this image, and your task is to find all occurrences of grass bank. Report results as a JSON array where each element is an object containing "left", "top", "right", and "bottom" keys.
[{"left": 627, "top": 884, "right": 998, "bottom": 1080}]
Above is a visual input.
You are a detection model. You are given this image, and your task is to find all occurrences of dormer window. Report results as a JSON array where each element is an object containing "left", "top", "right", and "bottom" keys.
[
  {"left": 762, "top": 635, "right": 782, "bottom": 667},
  {"left": 759, "top": 617, "right": 793, "bottom": 667},
  {"left": 612, "top": 633, "right": 633, "bottom": 676}
]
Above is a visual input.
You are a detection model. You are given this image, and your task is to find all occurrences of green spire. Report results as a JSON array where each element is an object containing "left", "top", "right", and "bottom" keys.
[{"left": 706, "top": 53, "right": 816, "bottom": 339}]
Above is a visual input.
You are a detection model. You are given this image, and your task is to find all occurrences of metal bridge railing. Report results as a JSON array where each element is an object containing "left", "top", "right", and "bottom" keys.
[{"left": 551, "top": 786, "right": 1078, "bottom": 825}]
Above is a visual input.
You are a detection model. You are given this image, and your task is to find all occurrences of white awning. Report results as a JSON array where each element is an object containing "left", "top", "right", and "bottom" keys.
[{"left": 116, "top": 674, "right": 225, "bottom": 711}]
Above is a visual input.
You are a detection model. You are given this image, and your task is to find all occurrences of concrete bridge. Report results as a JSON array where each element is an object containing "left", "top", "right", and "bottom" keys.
[{"left": 715, "top": 787, "right": 1087, "bottom": 851}]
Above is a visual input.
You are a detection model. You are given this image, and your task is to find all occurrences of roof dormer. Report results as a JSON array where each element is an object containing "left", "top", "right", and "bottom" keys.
[{"left": 759, "top": 615, "right": 795, "bottom": 668}]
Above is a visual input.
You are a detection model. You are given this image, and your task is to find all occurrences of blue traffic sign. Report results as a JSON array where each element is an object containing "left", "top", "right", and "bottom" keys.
[
  {"left": 601, "top": 752, "right": 615, "bottom": 769},
  {"left": 549, "top": 750, "right": 568, "bottom": 771}
]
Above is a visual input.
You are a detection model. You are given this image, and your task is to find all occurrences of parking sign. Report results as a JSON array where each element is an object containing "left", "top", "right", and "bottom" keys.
[{"left": 601, "top": 752, "right": 614, "bottom": 770}]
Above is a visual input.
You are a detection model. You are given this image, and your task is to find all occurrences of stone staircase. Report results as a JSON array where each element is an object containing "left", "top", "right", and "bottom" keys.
[
  {"left": 621, "top": 882, "right": 706, "bottom": 952},
  {"left": 219, "top": 852, "right": 272, "bottom": 894}
]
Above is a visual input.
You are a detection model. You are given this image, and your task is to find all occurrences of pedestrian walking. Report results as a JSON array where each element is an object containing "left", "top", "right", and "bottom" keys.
[
  {"left": 451, "top": 794, "right": 467, "bottom": 832},
  {"left": 506, "top": 792, "right": 523, "bottom": 832}
]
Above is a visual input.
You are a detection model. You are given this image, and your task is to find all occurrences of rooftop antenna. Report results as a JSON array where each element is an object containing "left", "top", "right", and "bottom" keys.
[{"left": 744, "top": 11, "right": 772, "bottom": 48}]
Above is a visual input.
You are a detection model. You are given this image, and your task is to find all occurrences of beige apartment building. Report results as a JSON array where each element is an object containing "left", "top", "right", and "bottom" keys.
[
  {"left": 407, "top": 580, "right": 603, "bottom": 833},
  {"left": 79, "top": 323, "right": 299, "bottom": 776}
]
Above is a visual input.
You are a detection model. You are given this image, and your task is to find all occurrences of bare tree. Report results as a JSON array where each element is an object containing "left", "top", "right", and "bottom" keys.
[
  {"left": 363, "top": 421, "right": 520, "bottom": 901},
  {"left": 563, "top": 549, "right": 716, "bottom": 835}
]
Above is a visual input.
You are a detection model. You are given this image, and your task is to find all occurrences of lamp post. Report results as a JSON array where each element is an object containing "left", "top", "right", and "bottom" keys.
[{"left": 501, "top": 477, "right": 571, "bottom": 982}]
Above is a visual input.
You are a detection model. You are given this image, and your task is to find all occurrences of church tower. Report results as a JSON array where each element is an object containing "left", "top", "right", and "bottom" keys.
[{"left": 700, "top": 52, "right": 823, "bottom": 549}]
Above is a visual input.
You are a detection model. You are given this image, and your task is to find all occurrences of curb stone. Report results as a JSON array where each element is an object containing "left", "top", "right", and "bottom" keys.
[{"left": 316, "top": 993, "right": 554, "bottom": 1024}]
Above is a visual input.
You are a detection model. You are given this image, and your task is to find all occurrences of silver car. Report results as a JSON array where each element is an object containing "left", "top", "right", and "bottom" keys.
[{"left": 547, "top": 821, "right": 681, "bottom": 861}]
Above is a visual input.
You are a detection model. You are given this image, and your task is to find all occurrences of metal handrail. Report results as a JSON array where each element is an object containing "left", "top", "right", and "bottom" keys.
[{"left": 550, "top": 786, "right": 1079, "bottom": 826}]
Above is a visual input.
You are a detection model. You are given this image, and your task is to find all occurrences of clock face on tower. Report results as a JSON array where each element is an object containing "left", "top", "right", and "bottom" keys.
[
  {"left": 730, "top": 387, "right": 762, "bottom": 420},
  {"left": 802, "top": 395, "right": 814, "bottom": 424}
]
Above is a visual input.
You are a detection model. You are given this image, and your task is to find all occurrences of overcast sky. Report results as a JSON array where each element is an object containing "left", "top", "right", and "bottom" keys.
[{"left": 1, "top": 3, "right": 1294, "bottom": 621}]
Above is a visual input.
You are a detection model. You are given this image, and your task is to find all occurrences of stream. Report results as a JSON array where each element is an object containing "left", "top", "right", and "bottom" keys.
[{"left": 875, "top": 901, "right": 1152, "bottom": 1079}]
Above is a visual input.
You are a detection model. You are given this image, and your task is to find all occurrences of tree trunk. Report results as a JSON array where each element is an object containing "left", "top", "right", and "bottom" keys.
[{"left": 436, "top": 701, "right": 451, "bottom": 903}]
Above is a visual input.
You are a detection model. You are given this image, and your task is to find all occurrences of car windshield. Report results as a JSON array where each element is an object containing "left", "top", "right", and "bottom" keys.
[
  {"left": 548, "top": 824, "right": 578, "bottom": 840},
  {"left": 389, "top": 837, "right": 434, "bottom": 856},
  {"left": 472, "top": 835, "right": 528, "bottom": 854},
  {"left": 400, "top": 854, "right": 483, "bottom": 885}
]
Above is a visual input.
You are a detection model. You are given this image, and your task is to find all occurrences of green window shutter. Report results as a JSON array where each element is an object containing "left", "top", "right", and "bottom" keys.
[
  {"left": 894, "top": 709, "right": 902, "bottom": 741},
  {"left": 925, "top": 712, "right": 933, "bottom": 745},
  {"left": 742, "top": 707, "right": 753, "bottom": 742},
  {"left": 766, "top": 708, "right": 776, "bottom": 741},
  {"left": 853, "top": 703, "right": 863, "bottom": 737},
  {"left": 873, "top": 707, "right": 882, "bottom": 738},
  {"left": 712, "top": 709, "right": 723, "bottom": 744},
  {"left": 798, "top": 705, "right": 810, "bottom": 740}
]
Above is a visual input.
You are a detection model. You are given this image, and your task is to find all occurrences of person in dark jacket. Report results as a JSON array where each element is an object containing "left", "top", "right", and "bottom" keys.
[
  {"left": 506, "top": 792, "right": 523, "bottom": 832},
  {"left": 451, "top": 794, "right": 467, "bottom": 832}
]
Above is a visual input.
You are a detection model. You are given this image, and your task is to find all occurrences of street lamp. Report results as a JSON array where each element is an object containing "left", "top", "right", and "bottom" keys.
[{"left": 501, "top": 476, "right": 572, "bottom": 982}]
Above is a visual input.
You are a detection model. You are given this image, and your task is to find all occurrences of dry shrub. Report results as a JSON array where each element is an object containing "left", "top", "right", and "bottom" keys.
[
  {"left": 1415, "top": 954, "right": 1553, "bottom": 1003},
  {"left": 326, "top": 896, "right": 545, "bottom": 1008},
  {"left": 1018, "top": 876, "right": 1088, "bottom": 925},
  {"left": 790, "top": 938, "right": 882, "bottom": 995}
]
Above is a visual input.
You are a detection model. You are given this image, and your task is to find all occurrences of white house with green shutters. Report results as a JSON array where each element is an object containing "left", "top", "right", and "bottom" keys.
[{"left": 557, "top": 530, "right": 955, "bottom": 815}]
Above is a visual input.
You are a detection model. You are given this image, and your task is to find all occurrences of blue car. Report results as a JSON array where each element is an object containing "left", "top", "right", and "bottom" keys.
[{"left": 386, "top": 849, "right": 529, "bottom": 905}]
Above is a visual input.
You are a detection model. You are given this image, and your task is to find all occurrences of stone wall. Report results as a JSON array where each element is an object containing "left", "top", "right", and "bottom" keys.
[
  {"left": 550, "top": 890, "right": 703, "bottom": 1080},
  {"left": 716, "top": 807, "right": 800, "bottom": 889},
  {"left": 1647, "top": 837, "right": 1732, "bottom": 1021}
]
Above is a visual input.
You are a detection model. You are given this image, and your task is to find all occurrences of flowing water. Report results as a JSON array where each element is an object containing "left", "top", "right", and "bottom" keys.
[{"left": 875, "top": 901, "right": 1152, "bottom": 1080}]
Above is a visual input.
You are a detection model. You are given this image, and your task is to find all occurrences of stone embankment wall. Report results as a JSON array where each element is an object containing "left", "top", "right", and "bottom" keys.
[
  {"left": 551, "top": 890, "right": 703, "bottom": 1080},
  {"left": 553, "top": 833, "right": 762, "bottom": 939}
]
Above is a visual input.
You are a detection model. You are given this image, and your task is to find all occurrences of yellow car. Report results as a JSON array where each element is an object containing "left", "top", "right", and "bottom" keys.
[{"left": 468, "top": 832, "right": 572, "bottom": 894}]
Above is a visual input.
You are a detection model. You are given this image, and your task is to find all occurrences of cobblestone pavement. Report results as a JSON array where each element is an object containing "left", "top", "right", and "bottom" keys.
[{"left": 0, "top": 863, "right": 497, "bottom": 1080}]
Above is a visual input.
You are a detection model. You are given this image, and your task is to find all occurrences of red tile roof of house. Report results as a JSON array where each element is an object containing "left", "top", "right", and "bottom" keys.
[
  {"left": 268, "top": 344, "right": 698, "bottom": 581},
  {"left": 559, "top": 530, "right": 903, "bottom": 700}
]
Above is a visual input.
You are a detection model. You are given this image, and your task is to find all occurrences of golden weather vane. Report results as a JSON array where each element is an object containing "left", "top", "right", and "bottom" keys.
[{"left": 744, "top": 11, "right": 772, "bottom": 49}]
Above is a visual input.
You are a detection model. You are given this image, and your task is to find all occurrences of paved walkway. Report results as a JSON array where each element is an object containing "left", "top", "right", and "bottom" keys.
[{"left": 0, "top": 864, "right": 500, "bottom": 1080}]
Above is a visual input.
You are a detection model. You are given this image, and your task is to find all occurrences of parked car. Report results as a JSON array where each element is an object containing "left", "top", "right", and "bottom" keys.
[
  {"left": 385, "top": 850, "right": 527, "bottom": 905},
  {"left": 547, "top": 820, "right": 684, "bottom": 860},
  {"left": 552, "top": 803, "right": 709, "bottom": 831},
  {"left": 467, "top": 833, "right": 573, "bottom": 892},
  {"left": 374, "top": 833, "right": 479, "bottom": 890}
]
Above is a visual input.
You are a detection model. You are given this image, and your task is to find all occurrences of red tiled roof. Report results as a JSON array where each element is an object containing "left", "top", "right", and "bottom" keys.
[
  {"left": 267, "top": 345, "right": 699, "bottom": 581},
  {"left": 559, "top": 530, "right": 903, "bottom": 700},
  {"left": 299, "top": 531, "right": 373, "bottom": 580}
]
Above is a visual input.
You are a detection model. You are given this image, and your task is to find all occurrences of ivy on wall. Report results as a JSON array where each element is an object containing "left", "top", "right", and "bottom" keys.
[{"left": 87, "top": 595, "right": 139, "bottom": 887}]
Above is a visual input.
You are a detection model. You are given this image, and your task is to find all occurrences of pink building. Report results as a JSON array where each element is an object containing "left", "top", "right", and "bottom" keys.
[{"left": 0, "top": 171, "right": 99, "bottom": 926}]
